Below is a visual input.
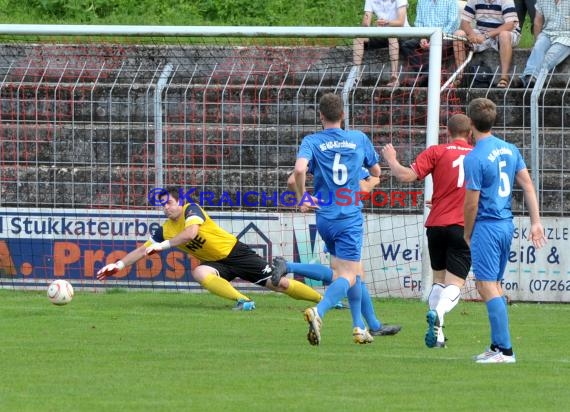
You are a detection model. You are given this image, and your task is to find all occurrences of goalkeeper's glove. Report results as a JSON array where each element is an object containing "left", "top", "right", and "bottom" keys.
[
  {"left": 145, "top": 240, "right": 171, "bottom": 256},
  {"left": 96, "top": 261, "right": 125, "bottom": 280}
]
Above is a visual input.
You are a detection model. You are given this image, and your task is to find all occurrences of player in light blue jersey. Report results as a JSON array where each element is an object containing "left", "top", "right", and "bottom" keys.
[
  {"left": 292, "top": 93, "right": 382, "bottom": 345},
  {"left": 463, "top": 98, "right": 546, "bottom": 363},
  {"left": 272, "top": 167, "right": 402, "bottom": 337}
]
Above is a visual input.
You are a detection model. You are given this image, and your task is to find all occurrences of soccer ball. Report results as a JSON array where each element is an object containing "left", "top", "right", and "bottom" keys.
[{"left": 47, "top": 279, "right": 74, "bottom": 305}]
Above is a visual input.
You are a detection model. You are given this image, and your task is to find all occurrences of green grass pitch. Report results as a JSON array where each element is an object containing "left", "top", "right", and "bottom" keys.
[{"left": 1, "top": 289, "right": 569, "bottom": 411}]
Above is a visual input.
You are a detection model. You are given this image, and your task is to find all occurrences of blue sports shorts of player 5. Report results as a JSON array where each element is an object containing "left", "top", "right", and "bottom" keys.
[
  {"left": 316, "top": 213, "right": 364, "bottom": 262},
  {"left": 471, "top": 219, "right": 515, "bottom": 282}
]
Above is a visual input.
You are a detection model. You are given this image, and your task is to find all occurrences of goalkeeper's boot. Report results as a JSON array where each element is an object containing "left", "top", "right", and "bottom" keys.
[
  {"left": 234, "top": 299, "right": 256, "bottom": 311},
  {"left": 369, "top": 324, "right": 402, "bottom": 336},
  {"left": 304, "top": 307, "right": 322, "bottom": 346},
  {"left": 270, "top": 256, "right": 288, "bottom": 287},
  {"left": 353, "top": 327, "right": 374, "bottom": 344},
  {"left": 425, "top": 309, "right": 440, "bottom": 348}
]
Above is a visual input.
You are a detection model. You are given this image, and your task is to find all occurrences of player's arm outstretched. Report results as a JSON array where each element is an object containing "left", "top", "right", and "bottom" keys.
[
  {"left": 96, "top": 244, "right": 147, "bottom": 280},
  {"left": 515, "top": 168, "right": 547, "bottom": 249},
  {"left": 381, "top": 143, "right": 418, "bottom": 182},
  {"left": 97, "top": 224, "right": 200, "bottom": 280},
  {"left": 144, "top": 224, "right": 198, "bottom": 255}
]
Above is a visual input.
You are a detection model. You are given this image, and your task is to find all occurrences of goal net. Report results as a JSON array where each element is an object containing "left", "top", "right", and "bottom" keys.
[{"left": 0, "top": 25, "right": 472, "bottom": 300}]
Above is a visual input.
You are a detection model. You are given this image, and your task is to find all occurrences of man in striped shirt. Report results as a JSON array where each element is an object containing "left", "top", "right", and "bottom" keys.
[{"left": 453, "top": 0, "right": 520, "bottom": 88}]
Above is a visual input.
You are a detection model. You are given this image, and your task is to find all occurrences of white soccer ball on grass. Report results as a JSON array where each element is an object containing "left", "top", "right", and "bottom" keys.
[{"left": 47, "top": 279, "right": 74, "bottom": 305}]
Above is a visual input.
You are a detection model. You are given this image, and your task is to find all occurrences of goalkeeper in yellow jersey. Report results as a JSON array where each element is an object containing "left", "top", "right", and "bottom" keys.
[{"left": 96, "top": 186, "right": 322, "bottom": 310}]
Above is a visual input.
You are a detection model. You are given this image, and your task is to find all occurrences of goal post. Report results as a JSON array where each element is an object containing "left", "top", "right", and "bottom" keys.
[{"left": 0, "top": 24, "right": 452, "bottom": 300}]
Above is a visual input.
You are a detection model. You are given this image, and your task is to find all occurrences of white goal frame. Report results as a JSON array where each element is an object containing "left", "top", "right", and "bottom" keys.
[{"left": 0, "top": 24, "right": 445, "bottom": 299}]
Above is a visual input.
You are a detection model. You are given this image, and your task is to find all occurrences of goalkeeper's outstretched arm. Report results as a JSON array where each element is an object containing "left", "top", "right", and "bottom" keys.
[{"left": 96, "top": 244, "right": 147, "bottom": 279}]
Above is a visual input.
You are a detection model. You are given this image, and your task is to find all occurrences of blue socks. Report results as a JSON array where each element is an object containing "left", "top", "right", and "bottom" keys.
[
  {"left": 360, "top": 282, "right": 381, "bottom": 331},
  {"left": 486, "top": 296, "right": 512, "bottom": 351},
  {"left": 347, "top": 276, "right": 365, "bottom": 329},
  {"left": 287, "top": 262, "right": 333, "bottom": 284},
  {"left": 317, "top": 277, "right": 350, "bottom": 318},
  {"left": 291, "top": 262, "right": 380, "bottom": 331}
]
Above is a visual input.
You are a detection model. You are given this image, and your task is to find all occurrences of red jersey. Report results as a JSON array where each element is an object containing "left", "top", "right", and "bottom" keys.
[{"left": 410, "top": 139, "right": 473, "bottom": 227}]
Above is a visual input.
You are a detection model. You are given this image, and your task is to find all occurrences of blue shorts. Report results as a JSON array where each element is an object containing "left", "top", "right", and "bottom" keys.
[
  {"left": 471, "top": 219, "right": 514, "bottom": 282},
  {"left": 316, "top": 214, "right": 363, "bottom": 262}
]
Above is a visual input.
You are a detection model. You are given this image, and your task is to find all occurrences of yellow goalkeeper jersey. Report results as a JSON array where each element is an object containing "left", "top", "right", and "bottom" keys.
[{"left": 146, "top": 203, "right": 237, "bottom": 262}]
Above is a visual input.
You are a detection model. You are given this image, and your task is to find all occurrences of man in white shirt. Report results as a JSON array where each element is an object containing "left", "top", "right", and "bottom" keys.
[{"left": 353, "top": 0, "right": 410, "bottom": 87}]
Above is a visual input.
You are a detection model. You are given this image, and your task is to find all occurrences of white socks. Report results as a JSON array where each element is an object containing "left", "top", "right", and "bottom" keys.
[
  {"left": 432, "top": 284, "right": 461, "bottom": 344},
  {"left": 435, "top": 284, "right": 461, "bottom": 326},
  {"left": 428, "top": 283, "right": 444, "bottom": 310}
]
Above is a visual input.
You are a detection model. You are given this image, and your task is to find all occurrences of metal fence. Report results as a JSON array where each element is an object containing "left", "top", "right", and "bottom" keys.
[
  {"left": 0, "top": 25, "right": 567, "bottom": 301},
  {"left": 0, "top": 25, "right": 566, "bottom": 216}
]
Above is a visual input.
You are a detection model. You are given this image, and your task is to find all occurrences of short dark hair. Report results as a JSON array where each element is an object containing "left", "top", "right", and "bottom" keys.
[
  {"left": 319, "top": 93, "right": 343, "bottom": 122},
  {"left": 467, "top": 98, "right": 496, "bottom": 133},
  {"left": 163, "top": 186, "right": 181, "bottom": 202},
  {"left": 447, "top": 113, "right": 471, "bottom": 138}
]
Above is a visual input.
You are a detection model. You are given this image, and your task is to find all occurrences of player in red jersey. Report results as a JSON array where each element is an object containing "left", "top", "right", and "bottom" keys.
[{"left": 381, "top": 113, "right": 473, "bottom": 348}]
